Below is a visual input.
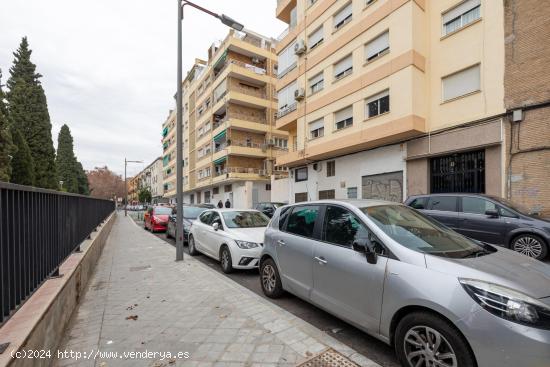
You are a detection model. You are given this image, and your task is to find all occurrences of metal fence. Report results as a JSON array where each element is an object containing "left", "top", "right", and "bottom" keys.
[{"left": 0, "top": 182, "right": 115, "bottom": 325}]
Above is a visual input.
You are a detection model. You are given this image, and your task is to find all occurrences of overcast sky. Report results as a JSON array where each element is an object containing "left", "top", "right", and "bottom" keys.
[{"left": 0, "top": 0, "right": 286, "bottom": 177}]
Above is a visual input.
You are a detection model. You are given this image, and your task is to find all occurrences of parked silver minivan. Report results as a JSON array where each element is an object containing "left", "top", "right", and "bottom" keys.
[{"left": 259, "top": 200, "right": 550, "bottom": 367}]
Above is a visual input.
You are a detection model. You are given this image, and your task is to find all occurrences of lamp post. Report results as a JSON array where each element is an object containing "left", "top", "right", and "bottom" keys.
[
  {"left": 124, "top": 158, "right": 143, "bottom": 216},
  {"left": 175, "top": 1, "right": 244, "bottom": 262}
]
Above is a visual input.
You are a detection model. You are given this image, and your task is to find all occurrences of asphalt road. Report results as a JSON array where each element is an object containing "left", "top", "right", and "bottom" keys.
[{"left": 131, "top": 217, "right": 399, "bottom": 367}]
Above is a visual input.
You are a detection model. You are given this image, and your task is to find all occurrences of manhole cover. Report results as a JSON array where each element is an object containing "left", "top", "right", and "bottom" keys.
[
  {"left": 129, "top": 265, "right": 151, "bottom": 272},
  {"left": 297, "top": 348, "right": 359, "bottom": 367}
]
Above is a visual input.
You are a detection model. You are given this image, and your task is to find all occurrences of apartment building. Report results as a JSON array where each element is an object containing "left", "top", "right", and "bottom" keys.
[
  {"left": 162, "top": 30, "right": 289, "bottom": 208},
  {"left": 503, "top": 0, "right": 550, "bottom": 216},
  {"left": 139, "top": 157, "right": 164, "bottom": 203},
  {"left": 274, "top": 0, "right": 506, "bottom": 203}
]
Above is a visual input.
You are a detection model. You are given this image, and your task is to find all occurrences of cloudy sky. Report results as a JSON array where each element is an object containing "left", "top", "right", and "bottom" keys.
[{"left": 0, "top": 0, "right": 286, "bottom": 177}]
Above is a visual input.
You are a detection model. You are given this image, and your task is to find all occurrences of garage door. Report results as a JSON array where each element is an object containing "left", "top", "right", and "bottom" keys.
[{"left": 361, "top": 171, "right": 403, "bottom": 202}]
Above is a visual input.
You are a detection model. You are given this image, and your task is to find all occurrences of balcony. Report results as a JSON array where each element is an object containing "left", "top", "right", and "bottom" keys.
[{"left": 276, "top": 0, "right": 296, "bottom": 23}]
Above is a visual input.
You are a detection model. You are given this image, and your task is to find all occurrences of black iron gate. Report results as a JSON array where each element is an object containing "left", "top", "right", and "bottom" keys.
[{"left": 430, "top": 150, "right": 485, "bottom": 193}]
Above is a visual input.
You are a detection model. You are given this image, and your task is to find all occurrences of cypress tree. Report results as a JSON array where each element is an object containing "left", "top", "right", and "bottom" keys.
[
  {"left": 56, "top": 124, "right": 79, "bottom": 193},
  {"left": 10, "top": 127, "right": 35, "bottom": 186},
  {"left": 0, "top": 70, "right": 14, "bottom": 182},
  {"left": 76, "top": 161, "right": 90, "bottom": 195},
  {"left": 7, "top": 37, "right": 58, "bottom": 189}
]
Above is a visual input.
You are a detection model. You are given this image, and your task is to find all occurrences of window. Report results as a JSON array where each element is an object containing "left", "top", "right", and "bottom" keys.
[
  {"left": 213, "top": 187, "right": 219, "bottom": 195},
  {"left": 309, "top": 118, "right": 324, "bottom": 140},
  {"left": 199, "top": 211, "right": 212, "bottom": 224},
  {"left": 366, "top": 0, "right": 377, "bottom": 6},
  {"left": 224, "top": 184, "right": 232, "bottom": 193},
  {"left": 286, "top": 206, "right": 319, "bottom": 237},
  {"left": 334, "top": 55, "right": 353, "bottom": 80},
  {"left": 308, "top": 26, "right": 324, "bottom": 49},
  {"left": 295, "top": 167, "right": 308, "bottom": 182},
  {"left": 273, "top": 137, "right": 288, "bottom": 149},
  {"left": 309, "top": 73, "right": 324, "bottom": 94},
  {"left": 347, "top": 187, "right": 358, "bottom": 199},
  {"left": 323, "top": 206, "right": 369, "bottom": 247},
  {"left": 326, "top": 161, "right": 335, "bottom": 177},
  {"left": 408, "top": 197, "right": 427, "bottom": 209},
  {"left": 277, "top": 41, "right": 298, "bottom": 78},
  {"left": 334, "top": 2, "right": 353, "bottom": 31},
  {"left": 277, "top": 81, "right": 298, "bottom": 117},
  {"left": 442, "top": 0, "right": 481, "bottom": 36},
  {"left": 204, "top": 190, "right": 211, "bottom": 204},
  {"left": 209, "top": 212, "right": 222, "bottom": 227},
  {"left": 266, "top": 184, "right": 272, "bottom": 191},
  {"left": 442, "top": 64, "right": 480, "bottom": 101},
  {"left": 365, "top": 31, "right": 389, "bottom": 62},
  {"left": 279, "top": 206, "right": 291, "bottom": 229},
  {"left": 290, "top": 6, "right": 298, "bottom": 30},
  {"left": 428, "top": 196, "right": 457, "bottom": 212},
  {"left": 319, "top": 189, "right": 335, "bottom": 200},
  {"left": 431, "top": 150, "right": 485, "bottom": 193},
  {"left": 366, "top": 90, "right": 390, "bottom": 118},
  {"left": 295, "top": 192, "right": 308, "bottom": 202},
  {"left": 335, "top": 106, "right": 353, "bottom": 130},
  {"left": 462, "top": 197, "right": 496, "bottom": 215},
  {"left": 190, "top": 194, "right": 195, "bottom": 204}
]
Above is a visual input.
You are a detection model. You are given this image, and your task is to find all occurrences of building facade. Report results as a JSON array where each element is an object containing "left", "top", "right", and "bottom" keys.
[
  {"left": 139, "top": 157, "right": 164, "bottom": 203},
  {"left": 274, "top": 0, "right": 506, "bottom": 203},
  {"left": 162, "top": 30, "right": 289, "bottom": 208}
]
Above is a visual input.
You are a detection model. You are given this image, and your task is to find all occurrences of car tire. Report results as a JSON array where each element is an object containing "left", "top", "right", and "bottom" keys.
[
  {"left": 511, "top": 233, "right": 548, "bottom": 260},
  {"left": 260, "top": 258, "right": 284, "bottom": 299},
  {"left": 188, "top": 235, "right": 198, "bottom": 256},
  {"left": 220, "top": 246, "right": 233, "bottom": 274},
  {"left": 395, "top": 312, "right": 476, "bottom": 367}
]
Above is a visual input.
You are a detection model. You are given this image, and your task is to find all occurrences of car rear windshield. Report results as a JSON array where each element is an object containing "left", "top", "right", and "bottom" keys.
[
  {"left": 222, "top": 211, "right": 270, "bottom": 228},
  {"left": 154, "top": 207, "right": 173, "bottom": 215},
  {"left": 361, "top": 205, "right": 488, "bottom": 258},
  {"left": 183, "top": 207, "right": 207, "bottom": 219}
]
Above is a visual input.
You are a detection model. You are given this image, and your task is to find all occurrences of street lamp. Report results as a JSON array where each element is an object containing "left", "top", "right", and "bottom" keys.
[
  {"left": 175, "top": 0, "right": 244, "bottom": 262},
  {"left": 124, "top": 158, "right": 143, "bottom": 217}
]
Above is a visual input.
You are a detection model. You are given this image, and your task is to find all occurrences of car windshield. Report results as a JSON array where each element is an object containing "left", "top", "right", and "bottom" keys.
[
  {"left": 488, "top": 196, "right": 533, "bottom": 215},
  {"left": 361, "top": 205, "right": 490, "bottom": 258},
  {"left": 222, "top": 211, "right": 270, "bottom": 228},
  {"left": 183, "top": 207, "right": 207, "bottom": 219},
  {"left": 153, "top": 207, "right": 172, "bottom": 215}
]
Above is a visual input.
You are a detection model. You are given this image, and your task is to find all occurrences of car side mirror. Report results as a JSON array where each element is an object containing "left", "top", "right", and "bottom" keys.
[
  {"left": 485, "top": 209, "right": 499, "bottom": 218},
  {"left": 352, "top": 239, "right": 378, "bottom": 265},
  {"left": 212, "top": 222, "right": 220, "bottom": 231}
]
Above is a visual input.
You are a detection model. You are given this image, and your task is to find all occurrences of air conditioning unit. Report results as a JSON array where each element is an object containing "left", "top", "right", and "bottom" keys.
[
  {"left": 294, "top": 88, "right": 306, "bottom": 101},
  {"left": 294, "top": 40, "right": 306, "bottom": 55}
]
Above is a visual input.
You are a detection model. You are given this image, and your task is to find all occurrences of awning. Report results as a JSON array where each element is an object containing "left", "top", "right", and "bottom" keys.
[
  {"left": 213, "top": 51, "right": 227, "bottom": 70},
  {"left": 162, "top": 127, "right": 168, "bottom": 137},
  {"left": 213, "top": 156, "right": 227, "bottom": 165},
  {"left": 213, "top": 129, "right": 227, "bottom": 141}
]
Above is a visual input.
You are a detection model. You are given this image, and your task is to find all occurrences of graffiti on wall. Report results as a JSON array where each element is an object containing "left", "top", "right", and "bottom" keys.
[{"left": 362, "top": 171, "right": 403, "bottom": 202}]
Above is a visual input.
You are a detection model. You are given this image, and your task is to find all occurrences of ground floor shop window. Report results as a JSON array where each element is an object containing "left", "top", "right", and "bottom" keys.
[
  {"left": 295, "top": 192, "right": 308, "bottom": 203},
  {"left": 430, "top": 150, "right": 485, "bottom": 193},
  {"left": 319, "top": 189, "right": 335, "bottom": 200}
]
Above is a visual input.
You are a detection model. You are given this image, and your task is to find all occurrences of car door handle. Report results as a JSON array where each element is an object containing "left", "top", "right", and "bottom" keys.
[
  {"left": 277, "top": 240, "right": 285, "bottom": 246},
  {"left": 314, "top": 256, "right": 327, "bottom": 265}
]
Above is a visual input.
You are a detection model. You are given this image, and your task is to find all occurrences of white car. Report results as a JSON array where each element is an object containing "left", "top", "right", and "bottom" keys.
[{"left": 188, "top": 209, "right": 270, "bottom": 273}]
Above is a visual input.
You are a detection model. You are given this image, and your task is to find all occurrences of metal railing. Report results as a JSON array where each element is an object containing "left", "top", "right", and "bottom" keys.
[
  {"left": 0, "top": 182, "right": 115, "bottom": 325},
  {"left": 277, "top": 102, "right": 297, "bottom": 119}
]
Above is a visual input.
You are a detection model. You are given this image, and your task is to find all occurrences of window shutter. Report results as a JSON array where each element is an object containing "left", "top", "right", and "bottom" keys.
[
  {"left": 277, "top": 40, "right": 297, "bottom": 76},
  {"left": 365, "top": 31, "right": 389, "bottom": 59},
  {"left": 442, "top": 0, "right": 480, "bottom": 24},
  {"left": 278, "top": 81, "right": 297, "bottom": 109},
  {"left": 335, "top": 106, "right": 353, "bottom": 123},
  {"left": 309, "top": 72, "right": 324, "bottom": 87},
  {"left": 442, "top": 65, "right": 480, "bottom": 101},
  {"left": 213, "top": 79, "right": 227, "bottom": 101},
  {"left": 308, "top": 26, "right": 323, "bottom": 48},
  {"left": 366, "top": 89, "right": 389, "bottom": 103},
  {"left": 334, "top": 2, "right": 353, "bottom": 27},
  {"left": 309, "top": 118, "right": 324, "bottom": 132},
  {"left": 334, "top": 55, "right": 353, "bottom": 76}
]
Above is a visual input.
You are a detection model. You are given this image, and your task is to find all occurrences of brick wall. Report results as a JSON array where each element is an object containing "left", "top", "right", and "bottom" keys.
[
  {"left": 228, "top": 156, "right": 264, "bottom": 169},
  {"left": 504, "top": 0, "right": 550, "bottom": 216},
  {"left": 229, "top": 129, "right": 266, "bottom": 145}
]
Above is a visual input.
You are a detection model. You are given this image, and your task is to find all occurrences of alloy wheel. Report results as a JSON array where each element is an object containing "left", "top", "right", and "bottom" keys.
[
  {"left": 262, "top": 264, "right": 276, "bottom": 293},
  {"left": 221, "top": 249, "right": 230, "bottom": 270},
  {"left": 404, "top": 326, "right": 457, "bottom": 367},
  {"left": 513, "top": 236, "right": 543, "bottom": 258}
]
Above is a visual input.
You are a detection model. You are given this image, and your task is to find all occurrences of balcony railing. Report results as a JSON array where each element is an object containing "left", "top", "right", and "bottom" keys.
[
  {"left": 216, "top": 167, "right": 269, "bottom": 176},
  {"left": 277, "top": 27, "right": 290, "bottom": 41},
  {"left": 277, "top": 102, "right": 297, "bottom": 119}
]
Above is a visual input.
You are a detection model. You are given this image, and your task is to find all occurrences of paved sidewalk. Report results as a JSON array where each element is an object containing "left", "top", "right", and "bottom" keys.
[{"left": 54, "top": 214, "right": 380, "bottom": 367}]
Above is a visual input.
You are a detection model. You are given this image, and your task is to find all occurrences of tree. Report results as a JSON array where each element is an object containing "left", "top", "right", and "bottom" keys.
[
  {"left": 87, "top": 166, "right": 125, "bottom": 200},
  {"left": 0, "top": 69, "right": 14, "bottom": 182},
  {"left": 7, "top": 37, "right": 58, "bottom": 189},
  {"left": 10, "top": 127, "right": 35, "bottom": 186},
  {"left": 75, "top": 161, "right": 89, "bottom": 195},
  {"left": 56, "top": 124, "right": 79, "bottom": 193},
  {"left": 138, "top": 187, "right": 152, "bottom": 203}
]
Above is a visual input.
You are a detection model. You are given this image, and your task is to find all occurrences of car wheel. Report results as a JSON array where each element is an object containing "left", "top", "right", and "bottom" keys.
[
  {"left": 395, "top": 312, "right": 475, "bottom": 367},
  {"left": 220, "top": 246, "right": 233, "bottom": 274},
  {"left": 511, "top": 234, "right": 548, "bottom": 260},
  {"left": 188, "top": 235, "right": 198, "bottom": 256},
  {"left": 260, "top": 258, "right": 284, "bottom": 298}
]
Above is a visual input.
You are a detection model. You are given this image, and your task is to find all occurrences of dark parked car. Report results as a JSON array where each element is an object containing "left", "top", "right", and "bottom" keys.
[
  {"left": 255, "top": 202, "right": 286, "bottom": 218},
  {"left": 405, "top": 193, "right": 549, "bottom": 260},
  {"left": 166, "top": 205, "right": 209, "bottom": 242}
]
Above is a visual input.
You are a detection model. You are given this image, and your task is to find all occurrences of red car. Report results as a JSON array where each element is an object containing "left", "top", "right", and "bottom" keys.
[{"left": 144, "top": 206, "right": 172, "bottom": 232}]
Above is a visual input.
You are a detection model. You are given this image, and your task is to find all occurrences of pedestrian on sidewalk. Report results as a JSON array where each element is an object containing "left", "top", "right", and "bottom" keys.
[
  {"left": 225, "top": 199, "right": 231, "bottom": 208},
  {"left": 217, "top": 200, "right": 223, "bottom": 208}
]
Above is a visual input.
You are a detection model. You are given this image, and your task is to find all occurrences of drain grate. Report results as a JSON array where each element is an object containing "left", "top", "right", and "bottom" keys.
[{"left": 297, "top": 348, "right": 359, "bottom": 367}]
